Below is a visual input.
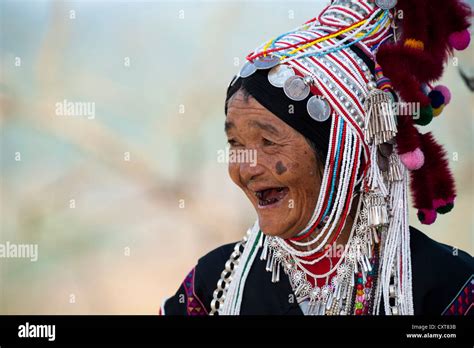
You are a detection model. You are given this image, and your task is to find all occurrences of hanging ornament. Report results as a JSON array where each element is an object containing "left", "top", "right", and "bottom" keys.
[{"left": 364, "top": 84, "right": 397, "bottom": 145}]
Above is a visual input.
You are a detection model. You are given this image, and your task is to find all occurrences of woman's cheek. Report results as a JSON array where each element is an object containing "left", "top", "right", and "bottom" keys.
[
  {"left": 228, "top": 162, "right": 241, "bottom": 186},
  {"left": 275, "top": 161, "right": 288, "bottom": 175},
  {"left": 276, "top": 160, "right": 301, "bottom": 183}
]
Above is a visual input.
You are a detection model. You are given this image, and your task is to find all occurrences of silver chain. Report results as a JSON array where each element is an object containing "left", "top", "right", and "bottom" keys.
[{"left": 209, "top": 237, "right": 247, "bottom": 315}]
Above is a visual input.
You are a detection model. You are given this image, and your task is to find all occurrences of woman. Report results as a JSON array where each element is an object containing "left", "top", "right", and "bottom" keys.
[{"left": 161, "top": 0, "right": 473, "bottom": 315}]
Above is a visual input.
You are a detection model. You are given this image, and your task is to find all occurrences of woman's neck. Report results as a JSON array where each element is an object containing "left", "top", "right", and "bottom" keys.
[{"left": 291, "top": 194, "right": 360, "bottom": 254}]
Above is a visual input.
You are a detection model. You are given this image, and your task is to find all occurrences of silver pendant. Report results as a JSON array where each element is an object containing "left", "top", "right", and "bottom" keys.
[
  {"left": 268, "top": 64, "right": 295, "bottom": 88},
  {"left": 253, "top": 55, "right": 280, "bottom": 70},
  {"left": 283, "top": 75, "right": 310, "bottom": 101},
  {"left": 239, "top": 60, "right": 257, "bottom": 78},
  {"left": 375, "top": 0, "right": 397, "bottom": 10},
  {"left": 307, "top": 95, "right": 331, "bottom": 122}
]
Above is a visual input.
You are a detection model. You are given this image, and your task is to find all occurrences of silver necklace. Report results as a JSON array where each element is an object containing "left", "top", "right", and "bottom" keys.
[{"left": 261, "top": 195, "right": 379, "bottom": 315}]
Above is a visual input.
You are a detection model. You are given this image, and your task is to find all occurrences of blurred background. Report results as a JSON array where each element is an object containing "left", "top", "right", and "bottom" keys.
[{"left": 0, "top": 0, "right": 472, "bottom": 314}]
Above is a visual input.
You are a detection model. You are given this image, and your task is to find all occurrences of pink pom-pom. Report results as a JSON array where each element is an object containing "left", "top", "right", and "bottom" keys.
[
  {"left": 448, "top": 29, "right": 471, "bottom": 51},
  {"left": 433, "top": 85, "right": 452, "bottom": 105},
  {"left": 417, "top": 209, "right": 437, "bottom": 225},
  {"left": 400, "top": 147, "right": 425, "bottom": 170}
]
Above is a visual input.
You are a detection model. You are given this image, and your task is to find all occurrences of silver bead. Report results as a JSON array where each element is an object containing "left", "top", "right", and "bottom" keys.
[
  {"left": 368, "top": 81, "right": 377, "bottom": 90},
  {"left": 303, "top": 75, "right": 314, "bottom": 85}
]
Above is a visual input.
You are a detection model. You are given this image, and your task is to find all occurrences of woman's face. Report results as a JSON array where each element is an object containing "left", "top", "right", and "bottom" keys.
[{"left": 225, "top": 90, "right": 322, "bottom": 239}]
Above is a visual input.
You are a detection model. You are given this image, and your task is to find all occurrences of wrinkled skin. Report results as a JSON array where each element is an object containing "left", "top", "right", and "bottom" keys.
[{"left": 225, "top": 90, "right": 322, "bottom": 240}]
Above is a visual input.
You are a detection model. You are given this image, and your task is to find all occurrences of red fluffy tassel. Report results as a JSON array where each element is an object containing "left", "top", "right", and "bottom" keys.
[
  {"left": 376, "top": 0, "right": 471, "bottom": 106},
  {"left": 409, "top": 157, "right": 436, "bottom": 225},
  {"left": 376, "top": 47, "right": 432, "bottom": 106},
  {"left": 410, "top": 132, "right": 457, "bottom": 224},
  {"left": 419, "top": 132, "right": 456, "bottom": 212}
]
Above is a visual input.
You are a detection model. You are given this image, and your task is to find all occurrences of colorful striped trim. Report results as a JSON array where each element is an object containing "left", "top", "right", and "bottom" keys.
[{"left": 182, "top": 267, "right": 208, "bottom": 316}]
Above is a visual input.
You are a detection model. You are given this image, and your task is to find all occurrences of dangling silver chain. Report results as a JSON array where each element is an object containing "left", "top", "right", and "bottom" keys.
[{"left": 209, "top": 238, "right": 247, "bottom": 315}]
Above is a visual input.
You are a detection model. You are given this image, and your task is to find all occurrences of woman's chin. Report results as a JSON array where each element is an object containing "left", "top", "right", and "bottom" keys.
[{"left": 258, "top": 219, "right": 291, "bottom": 238}]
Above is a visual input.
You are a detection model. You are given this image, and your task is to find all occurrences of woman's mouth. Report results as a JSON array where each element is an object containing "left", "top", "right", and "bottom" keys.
[{"left": 254, "top": 187, "right": 289, "bottom": 208}]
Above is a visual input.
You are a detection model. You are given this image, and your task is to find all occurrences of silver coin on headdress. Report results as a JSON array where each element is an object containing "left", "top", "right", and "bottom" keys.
[
  {"left": 375, "top": 0, "right": 397, "bottom": 10},
  {"left": 283, "top": 75, "right": 310, "bottom": 101},
  {"left": 306, "top": 95, "right": 331, "bottom": 122},
  {"left": 268, "top": 64, "right": 295, "bottom": 88},
  {"left": 253, "top": 55, "right": 280, "bottom": 70},
  {"left": 239, "top": 60, "right": 257, "bottom": 78}
]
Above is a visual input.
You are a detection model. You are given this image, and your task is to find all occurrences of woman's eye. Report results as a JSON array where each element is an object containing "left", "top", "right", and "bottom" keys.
[{"left": 263, "top": 138, "right": 276, "bottom": 146}]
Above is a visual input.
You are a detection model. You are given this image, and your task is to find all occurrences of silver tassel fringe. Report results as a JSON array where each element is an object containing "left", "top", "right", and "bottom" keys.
[
  {"left": 366, "top": 194, "right": 389, "bottom": 227},
  {"left": 388, "top": 153, "right": 403, "bottom": 182},
  {"left": 364, "top": 89, "right": 397, "bottom": 145}
]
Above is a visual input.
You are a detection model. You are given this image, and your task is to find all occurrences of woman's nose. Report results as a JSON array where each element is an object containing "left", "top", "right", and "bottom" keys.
[{"left": 239, "top": 150, "right": 265, "bottom": 183}]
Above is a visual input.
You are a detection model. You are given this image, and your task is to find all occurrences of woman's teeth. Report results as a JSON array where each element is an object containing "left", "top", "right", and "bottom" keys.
[{"left": 255, "top": 187, "right": 289, "bottom": 207}]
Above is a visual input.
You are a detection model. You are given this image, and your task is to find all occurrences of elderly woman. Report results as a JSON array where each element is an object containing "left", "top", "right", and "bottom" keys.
[{"left": 161, "top": 0, "right": 473, "bottom": 315}]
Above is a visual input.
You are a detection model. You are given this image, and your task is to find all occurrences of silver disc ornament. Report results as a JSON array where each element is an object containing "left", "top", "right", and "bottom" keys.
[
  {"left": 307, "top": 95, "right": 331, "bottom": 122},
  {"left": 283, "top": 75, "right": 310, "bottom": 101},
  {"left": 253, "top": 55, "right": 280, "bottom": 70},
  {"left": 239, "top": 60, "right": 257, "bottom": 78},
  {"left": 375, "top": 0, "right": 397, "bottom": 10},
  {"left": 268, "top": 64, "right": 295, "bottom": 88}
]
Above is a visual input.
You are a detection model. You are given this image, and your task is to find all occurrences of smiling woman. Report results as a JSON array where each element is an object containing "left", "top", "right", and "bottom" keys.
[
  {"left": 161, "top": 0, "right": 473, "bottom": 316},
  {"left": 225, "top": 89, "right": 322, "bottom": 239}
]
